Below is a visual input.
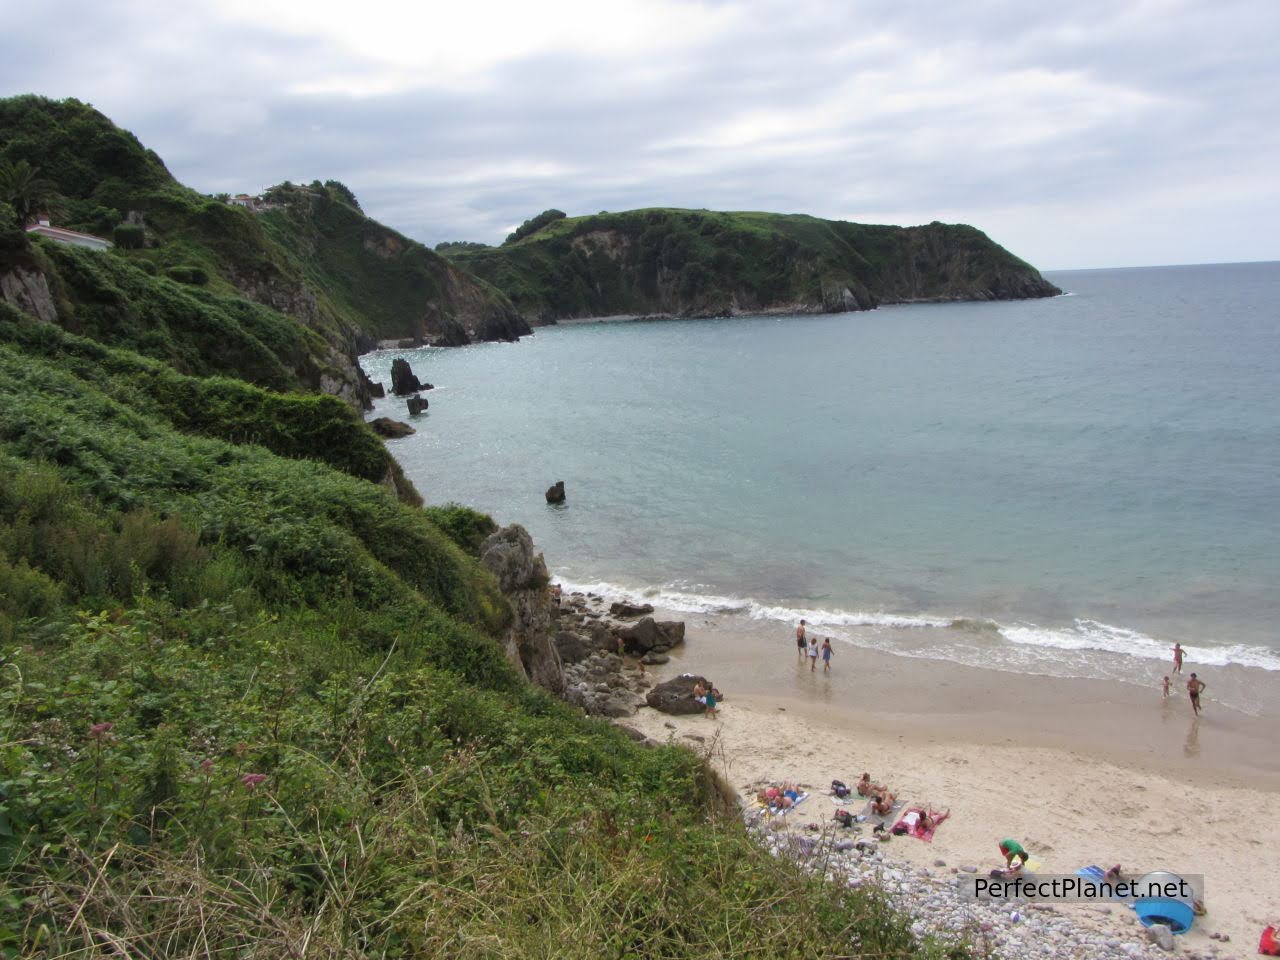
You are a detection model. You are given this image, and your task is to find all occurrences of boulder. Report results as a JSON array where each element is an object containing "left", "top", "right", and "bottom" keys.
[
  {"left": 641, "top": 652, "right": 669, "bottom": 665},
  {"left": 645, "top": 674, "right": 710, "bottom": 715},
  {"left": 368, "top": 380, "right": 386, "bottom": 399},
  {"left": 609, "top": 601, "right": 654, "bottom": 618},
  {"left": 619, "top": 617, "right": 660, "bottom": 654},
  {"left": 545, "top": 480, "right": 566, "bottom": 504},
  {"left": 406, "top": 395, "right": 428, "bottom": 415},
  {"left": 390, "top": 357, "right": 424, "bottom": 395},
  {"left": 553, "top": 631, "right": 591, "bottom": 665},
  {"left": 479, "top": 525, "right": 550, "bottom": 593},
  {"left": 369, "top": 417, "right": 415, "bottom": 438},
  {"left": 619, "top": 617, "right": 685, "bottom": 655}
]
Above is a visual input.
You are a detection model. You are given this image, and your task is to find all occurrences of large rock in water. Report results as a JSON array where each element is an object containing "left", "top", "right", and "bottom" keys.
[
  {"left": 646, "top": 675, "right": 711, "bottom": 715},
  {"left": 479, "top": 525, "right": 564, "bottom": 695},
  {"left": 368, "top": 417, "right": 415, "bottom": 438},
  {"left": 390, "top": 357, "right": 424, "bottom": 395},
  {"left": 406, "top": 395, "right": 428, "bottom": 415},
  {"left": 610, "top": 601, "right": 654, "bottom": 618},
  {"left": 545, "top": 480, "right": 566, "bottom": 504}
]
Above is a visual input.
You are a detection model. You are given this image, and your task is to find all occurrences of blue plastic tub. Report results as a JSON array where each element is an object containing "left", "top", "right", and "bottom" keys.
[{"left": 1134, "top": 897, "right": 1195, "bottom": 934}]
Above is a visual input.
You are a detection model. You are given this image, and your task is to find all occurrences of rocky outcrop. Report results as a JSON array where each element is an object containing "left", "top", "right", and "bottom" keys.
[
  {"left": 545, "top": 480, "right": 566, "bottom": 504},
  {"left": 618, "top": 617, "right": 685, "bottom": 656},
  {"left": 390, "top": 358, "right": 424, "bottom": 395},
  {"left": 479, "top": 525, "right": 564, "bottom": 696},
  {"left": 406, "top": 395, "right": 428, "bottom": 415},
  {"left": 645, "top": 675, "right": 711, "bottom": 715},
  {"left": 0, "top": 265, "right": 58, "bottom": 324},
  {"left": 369, "top": 417, "right": 414, "bottom": 438},
  {"left": 610, "top": 601, "right": 654, "bottom": 618}
]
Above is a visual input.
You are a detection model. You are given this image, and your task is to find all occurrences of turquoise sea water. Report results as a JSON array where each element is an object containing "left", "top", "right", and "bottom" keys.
[{"left": 361, "top": 261, "right": 1280, "bottom": 698}]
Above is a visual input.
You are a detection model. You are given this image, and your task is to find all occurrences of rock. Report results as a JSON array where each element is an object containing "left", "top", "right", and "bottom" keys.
[
  {"left": 406, "top": 394, "right": 428, "bottom": 415},
  {"left": 619, "top": 617, "right": 686, "bottom": 655},
  {"left": 368, "top": 417, "right": 415, "bottom": 438},
  {"left": 601, "top": 697, "right": 636, "bottom": 718},
  {"left": 610, "top": 601, "right": 655, "bottom": 618},
  {"left": 614, "top": 723, "right": 649, "bottom": 742},
  {"left": 934, "top": 859, "right": 947, "bottom": 868},
  {"left": 1146, "top": 923, "right": 1174, "bottom": 952},
  {"left": 478, "top": 525, "right": 562, "bottom": 695},
  {"left": 368, "top": 381, "right": 386, "bottom": 398},
  {"left": 645, "top": 674, "right": 711, "bottom": 715},
  {"left": 545, "top": 480, "right": 566, "bottom": 504},
  {"left": 959, "top": 865, "right": 978, "bottom": 873},
  {"left": 641, "top": 652, "right": 669, "bottom": 665},
  {"left": 389, "top": 358, "right": 425, "bottom": 395},
  {"left": 553, "top": 631, "right": 590, "bottom": 665}
]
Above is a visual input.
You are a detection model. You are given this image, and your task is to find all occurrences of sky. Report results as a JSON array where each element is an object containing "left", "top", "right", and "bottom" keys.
[{"left": 3, "top": 0, "right": 1278, "bottom": 269}]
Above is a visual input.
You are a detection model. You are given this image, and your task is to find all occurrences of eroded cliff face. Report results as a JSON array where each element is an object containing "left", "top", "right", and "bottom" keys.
[
  {"left": 0, "top": 265, "right": 57, "bottom": 324},
  {"left": 479, "top": 524, "right": 566, "bottom": 697}
]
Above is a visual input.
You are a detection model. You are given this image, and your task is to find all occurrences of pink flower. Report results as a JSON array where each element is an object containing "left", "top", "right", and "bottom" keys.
[
  {"left": 89, "top": 722, "right": 114, "bottom": 739},
  {"left": 241, "top": 773, "right": 268, "bottom": 790},
  {"left": 200, "top": 758, "right": 215, "bottom": 772}
]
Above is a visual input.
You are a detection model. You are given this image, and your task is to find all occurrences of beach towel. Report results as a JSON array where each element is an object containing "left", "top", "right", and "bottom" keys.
[
  {"left": 860, "top": 797, "right": 902, "bottom": 825},
  {"left": 890, "top": 807, "right": 945, "bottom": 842}
]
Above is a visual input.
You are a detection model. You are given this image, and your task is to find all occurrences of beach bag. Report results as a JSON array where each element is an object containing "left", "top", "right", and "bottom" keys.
[
  {"left": 834, "top": 809, "right": 853, "bottom": 828},
  {"left": 1260, "top": 925, "right": 1279, "bottom": 956},
  {"left": 831, "top": 779, "right": 851, "bottom": 798}
]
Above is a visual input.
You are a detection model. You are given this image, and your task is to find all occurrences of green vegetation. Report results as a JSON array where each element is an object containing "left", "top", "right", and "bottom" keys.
[
  {"left": 504, "top": 207, "right": 567, "bottom": 245},
  {"left": 0, "top": 158, "right": 62, "bottom": 225},
  {"left": 448, "top": 207, "right": 1060, "bottom": 321},
  {"left": 0, "top": 94, "right": 980, "bottom": 957}
]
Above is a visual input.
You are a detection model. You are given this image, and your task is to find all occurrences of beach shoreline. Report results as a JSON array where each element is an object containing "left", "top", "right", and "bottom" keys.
[{"left": 556, "top": 589, "right": 1279, "bottom": 957}]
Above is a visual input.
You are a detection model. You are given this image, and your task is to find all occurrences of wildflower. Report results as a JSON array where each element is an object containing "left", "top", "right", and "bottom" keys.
[
  {"left": 89, "top": 722, "right": 114, "bottom": 739},
  {"left": 200, "top": 758, "right": 215, "bottom": 772},
  {"left": 241, "top": 772, "right": 268, "bottom": 790}
]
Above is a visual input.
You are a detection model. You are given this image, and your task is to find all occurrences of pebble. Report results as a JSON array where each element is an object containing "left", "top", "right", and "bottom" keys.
[{"left": 743, "top": 816, "right": 1181, "bottom": 960}]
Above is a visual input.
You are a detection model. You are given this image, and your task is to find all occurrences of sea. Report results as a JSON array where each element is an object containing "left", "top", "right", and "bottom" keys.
[{"left": 360, "top": 261, "right": 1280, "bottom": 714}]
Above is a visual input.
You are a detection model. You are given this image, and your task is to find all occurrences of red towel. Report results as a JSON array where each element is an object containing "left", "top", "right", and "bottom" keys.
[
  {"left": 1260, "top": 925, "right": 1279, "bottom": 956},
  {"left": 890, "top": 807, "right": 940, "bottom": 842}
]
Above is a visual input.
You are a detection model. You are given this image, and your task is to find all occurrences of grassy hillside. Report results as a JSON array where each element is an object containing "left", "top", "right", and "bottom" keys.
[
  {"left": 0, "top": 300, "right": 972, "bottom": 958},
  {"left": 446, "top": 207, "right": 1061, "bottom": 321},
  {"left": 0, "top": 95, "right": 528, "bottom": 405},
  {"left": 0, "top": 95, "right": 976, "bottom": 957}
]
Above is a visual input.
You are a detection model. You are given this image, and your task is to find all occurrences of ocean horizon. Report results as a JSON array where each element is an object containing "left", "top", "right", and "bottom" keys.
[{"left": 360, "top": 260, "right": 1280, "bottom": 712}]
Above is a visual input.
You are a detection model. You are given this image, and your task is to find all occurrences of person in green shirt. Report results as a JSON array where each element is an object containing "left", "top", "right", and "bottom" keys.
[{"left": 999, "top": 838, "right": 1029, "bottom": 872}]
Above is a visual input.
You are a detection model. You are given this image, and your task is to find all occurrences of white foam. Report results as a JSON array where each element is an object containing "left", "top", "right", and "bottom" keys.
[{"left": 553, "top": 572, "right": 1280, "bottom": 675}]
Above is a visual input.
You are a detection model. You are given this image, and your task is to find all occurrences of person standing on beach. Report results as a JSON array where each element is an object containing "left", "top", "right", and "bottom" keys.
[
  {"left": 821, "top": 638, "right": 834, "bottom": 673},
  {"left": 796, "top": 619, "right": 807, "bottom": 660},
  {"left": 1187, "top": 673, "right": 1206, "bottom": 715},
  {"left": 1172, "top": 642, "right": 1184, "bottom": 674},
  {"left": 1162, "top": 676, "right": 1171, "bottom": 699},
  {"left": 807, "top": 637, "right": 819, "bottom": 671}
]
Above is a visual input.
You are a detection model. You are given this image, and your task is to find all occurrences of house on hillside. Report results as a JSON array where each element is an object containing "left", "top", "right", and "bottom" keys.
[{"left": 25, "top": 217, "right": 112, "bottom": 251}]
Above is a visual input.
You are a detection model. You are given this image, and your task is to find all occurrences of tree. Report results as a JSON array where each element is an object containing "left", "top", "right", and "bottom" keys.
[{"left": 0, "top": 158, "right": 63, "bottom": 225}]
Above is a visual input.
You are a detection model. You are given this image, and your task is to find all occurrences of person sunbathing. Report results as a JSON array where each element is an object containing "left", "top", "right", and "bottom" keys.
[
  {"left": 917, "top": 807, "right": 950, "bottom": 833},
  {"left": 857, "top": 773, "right": 886, "bottom": 797},
  {"left": 870, "top": 792, "right": 897, "bottom": 816}
]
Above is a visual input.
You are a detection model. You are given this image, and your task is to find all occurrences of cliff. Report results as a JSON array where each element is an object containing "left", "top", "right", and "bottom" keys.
[
  {"left": 443, "top": 207, "right": 1061, "bottom": 322},
  {"left": 0, "top": 95, "right": 525, "bottom": 409}
]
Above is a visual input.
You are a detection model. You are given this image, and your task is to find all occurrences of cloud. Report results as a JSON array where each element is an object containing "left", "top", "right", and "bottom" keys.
[{"left": 2, "top": 0, "right": 1277, "bottom": 267}]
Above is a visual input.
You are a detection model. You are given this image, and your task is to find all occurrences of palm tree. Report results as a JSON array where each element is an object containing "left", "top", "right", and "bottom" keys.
[{"left": 0, "top": 158, "right": 62, "bottom": 226}]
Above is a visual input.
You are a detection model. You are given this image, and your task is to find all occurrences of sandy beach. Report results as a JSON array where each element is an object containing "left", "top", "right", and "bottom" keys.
[{"left": 580, "top": 597, "right": 1280, "bottom": 957}]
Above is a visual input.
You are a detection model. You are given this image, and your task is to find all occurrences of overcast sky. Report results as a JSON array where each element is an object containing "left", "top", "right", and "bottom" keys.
[{"left": 4, "top": 0, "right": 1278, "bottom": 269}]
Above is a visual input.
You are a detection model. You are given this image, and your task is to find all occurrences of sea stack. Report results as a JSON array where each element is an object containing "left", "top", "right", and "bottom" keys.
[
  {"left": 545, "top": 480, "right": 566, "bottom": 504},
  {"left": 390, "top": 358, "right": 424, "bottom": 395}
]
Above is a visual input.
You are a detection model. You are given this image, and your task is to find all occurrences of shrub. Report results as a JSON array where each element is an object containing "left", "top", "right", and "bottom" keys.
[
  {"left": 165, "top": 264, "right": 208, "bottom": 285},
  {"left": 113, "top": 223, "right": 145, "bottom": 249}
]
